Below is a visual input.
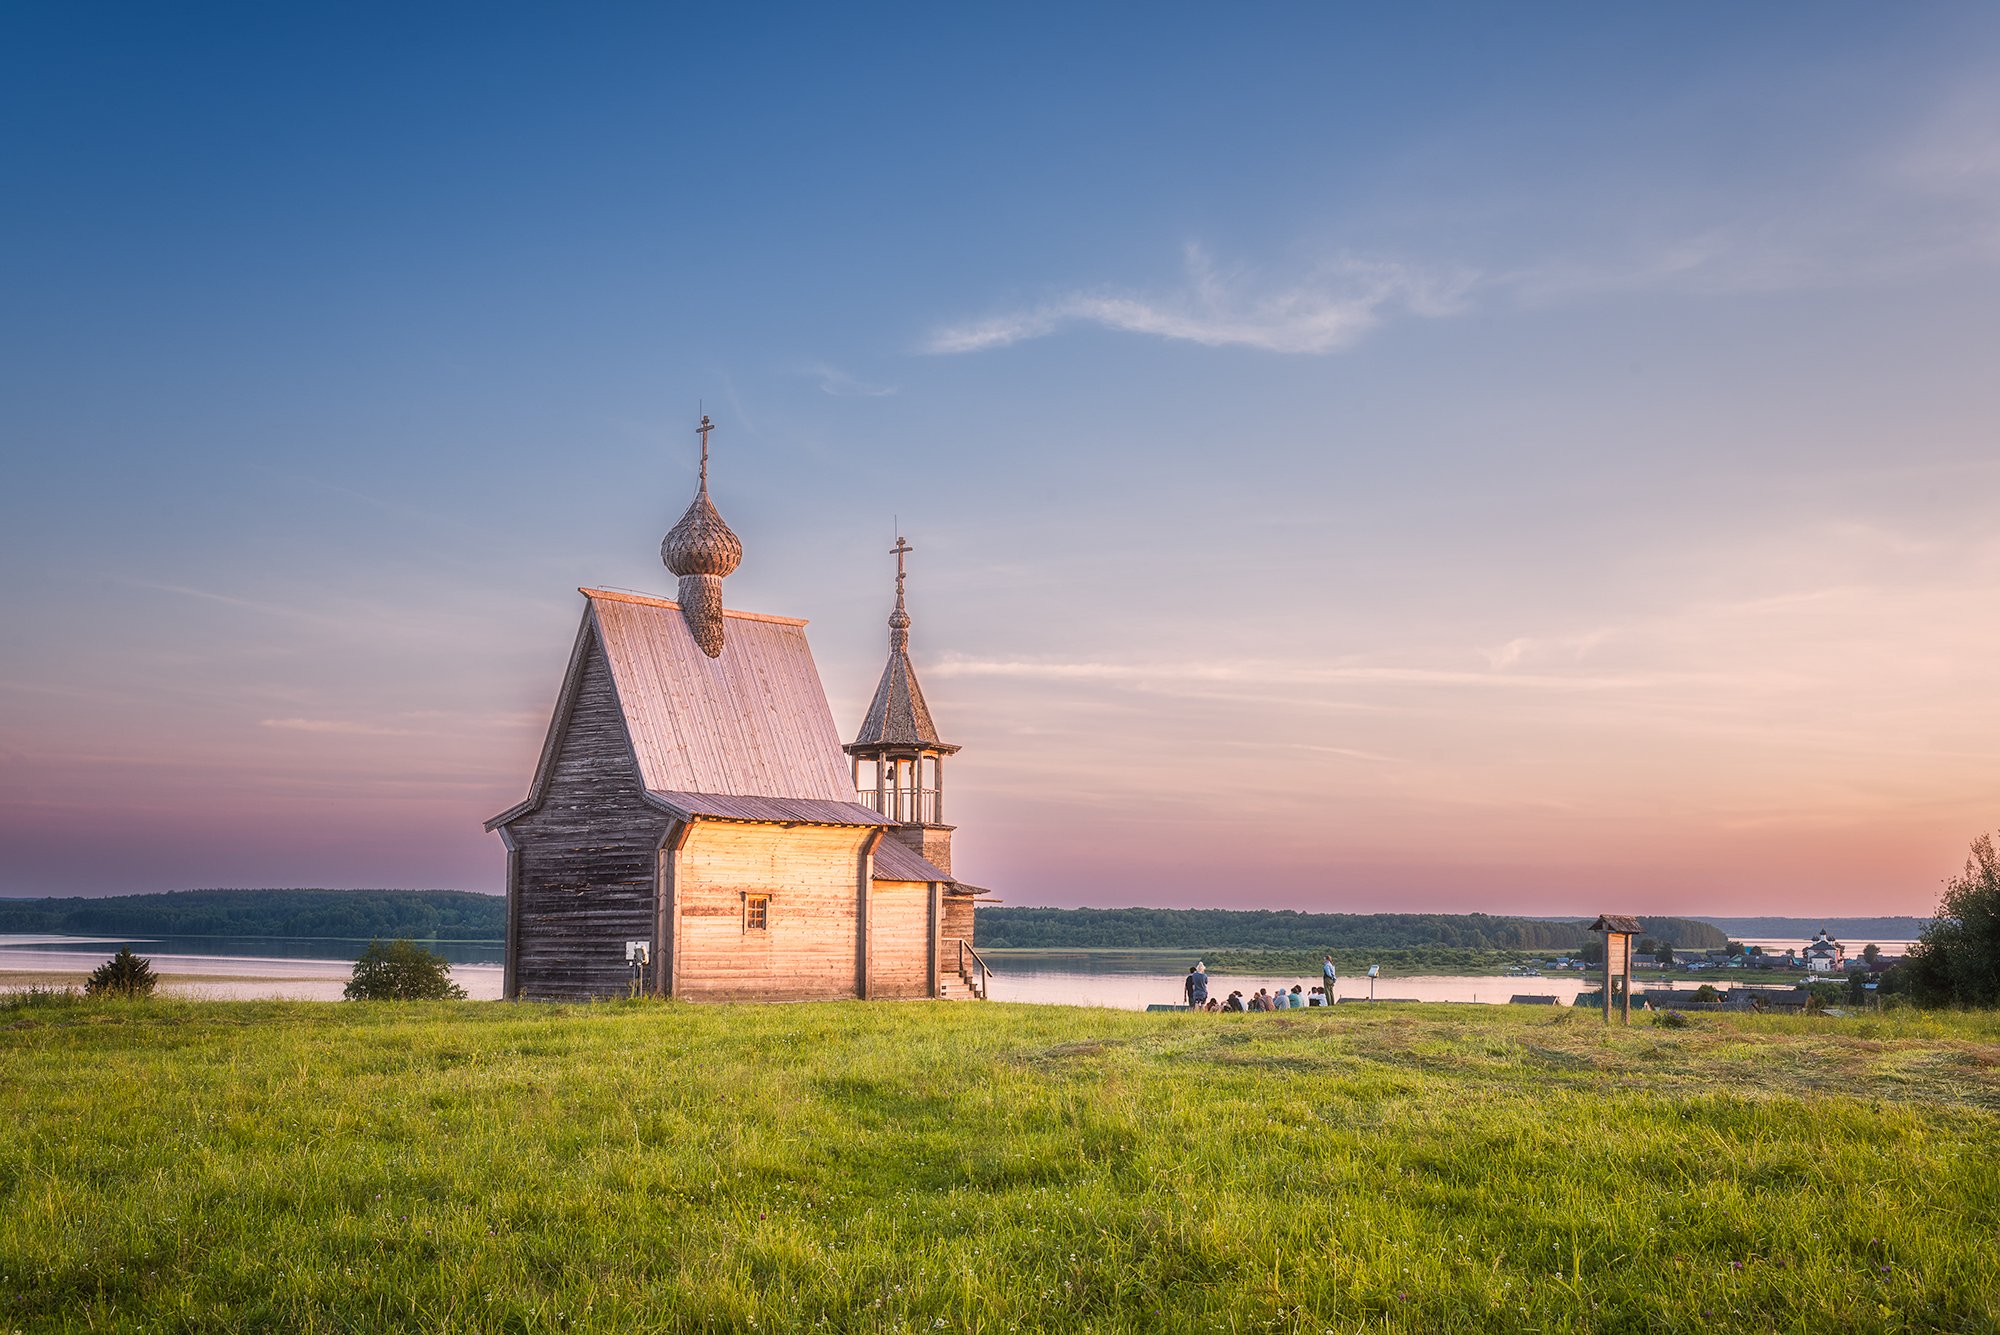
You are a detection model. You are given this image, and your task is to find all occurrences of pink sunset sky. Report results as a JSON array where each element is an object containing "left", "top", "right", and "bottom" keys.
[{"left": 3, "top": 7, "right": 1998, "bottom": 915}]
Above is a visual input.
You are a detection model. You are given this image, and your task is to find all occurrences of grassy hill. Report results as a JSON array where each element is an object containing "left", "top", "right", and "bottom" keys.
[{"left": 3, "top": 998, "right": 1995, "bottom": 1332}]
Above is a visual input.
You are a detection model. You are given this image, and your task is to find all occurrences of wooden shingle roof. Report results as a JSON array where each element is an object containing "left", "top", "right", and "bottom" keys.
[
  {"left": 585, "top": 587, "right": 857, "bottom": 802},
  {"left": 850, "top": 649, "right": 951, "bottom": 752},
  {"left": 872, "top": 839, "right": 950, "bottom": 883},
  {"left": 1589, "top": 914, "right": 1645, "bottom": 935}
]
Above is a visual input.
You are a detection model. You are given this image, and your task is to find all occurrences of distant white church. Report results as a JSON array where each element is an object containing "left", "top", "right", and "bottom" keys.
[{"left": 1802, "top": 928, "right": 1844, "bottom": 973}]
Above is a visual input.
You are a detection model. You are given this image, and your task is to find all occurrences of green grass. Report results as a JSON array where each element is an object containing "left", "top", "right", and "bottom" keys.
[{"left": 3, "top": 999, "right": 1998, "bottom": 1333}]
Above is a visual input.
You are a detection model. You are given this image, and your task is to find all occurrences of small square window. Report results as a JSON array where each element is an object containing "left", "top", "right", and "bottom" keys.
[{"left": 745, "top": 895, "right": 769, "bottom": 932}]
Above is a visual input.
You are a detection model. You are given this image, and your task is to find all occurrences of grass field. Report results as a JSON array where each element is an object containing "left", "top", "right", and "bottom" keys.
[{"left": 3, "top": 998, "right": 1998, "bottom": 1333}]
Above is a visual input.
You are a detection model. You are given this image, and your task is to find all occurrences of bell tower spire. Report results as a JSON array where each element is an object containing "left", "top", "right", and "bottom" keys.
[{"left": 846, "top": 535, "right": 959, "bottom": 874}]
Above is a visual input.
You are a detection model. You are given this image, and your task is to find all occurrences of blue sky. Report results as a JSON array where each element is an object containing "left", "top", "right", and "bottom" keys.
[{"left": 4, "top": 3, "right": 1999, "bottom": 911}]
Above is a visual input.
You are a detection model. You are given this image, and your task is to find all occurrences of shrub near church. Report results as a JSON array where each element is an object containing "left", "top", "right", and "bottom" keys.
[{"left": 343, "top": 940, "right": 466, "bottom": 1001}]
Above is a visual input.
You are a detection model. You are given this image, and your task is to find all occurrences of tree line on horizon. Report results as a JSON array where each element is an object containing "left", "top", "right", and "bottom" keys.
[
  {"left": 976, "top": 908, "right": 1728, "bottom": 952},
  {"left": 0, "top": 889, "right": 506, "bottom": 941}
]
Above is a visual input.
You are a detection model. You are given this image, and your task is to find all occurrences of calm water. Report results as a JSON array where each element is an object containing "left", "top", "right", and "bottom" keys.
[
  {"left": 5, "top": 937, "right": 1844, "bottom": 1009},
  {"left": 0, "top": 935, "right": 505, "bottom": 1001}
]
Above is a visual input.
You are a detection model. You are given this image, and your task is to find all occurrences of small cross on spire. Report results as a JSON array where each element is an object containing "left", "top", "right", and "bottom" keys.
[
  {"left": 695, "top": 414, "right": 715, "bottom": 487},
  {"left": 891, "top": 536, "right": 912, "bottom": 606}
]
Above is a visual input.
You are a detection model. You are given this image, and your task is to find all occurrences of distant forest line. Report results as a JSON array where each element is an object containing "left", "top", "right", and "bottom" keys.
[
  {"left": 1694, "top": 916, "right": 1928, "bottom": 940},
  {"left": 0, "top": 891, "right": 1736, "bottom": 952},
  {"left": 0, "top": 890, "right": 505, "bottom": 941},
  {"left": 977, "top": 908, "right": 1728, "bottom": 951}
]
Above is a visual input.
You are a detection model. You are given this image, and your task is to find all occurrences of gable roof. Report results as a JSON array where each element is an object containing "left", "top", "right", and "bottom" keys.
[
  {"left": 584, "top": 587, "right": 857, "bottom": 801},
  {"left": 1589, "top": 914, "right": 1645, "bottom": 934},
  {"left": 488, "top": 588, "right": 867, "bottom": 831}
]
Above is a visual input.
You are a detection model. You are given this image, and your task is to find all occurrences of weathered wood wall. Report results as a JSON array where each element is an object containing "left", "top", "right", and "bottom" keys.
[
  {"left": 885, "top": 824, "right": 953, "bottom": 877},
  {"left": 510, "top": 634, "right": 669, "bottom": 1001},
  {"left": 674, "top": 822, "right": 873, "bottom": 1001},
  {"left": 941, "top": 893, "right": 976, "bottom": 948},
  {"left": 868, "top": 881, "right": 933, "bottom": 999}
]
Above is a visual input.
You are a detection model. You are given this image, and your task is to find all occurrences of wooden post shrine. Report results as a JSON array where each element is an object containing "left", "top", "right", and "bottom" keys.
[{"left": 1590, "top": 914, "right": 1643, "bottom": 1024}]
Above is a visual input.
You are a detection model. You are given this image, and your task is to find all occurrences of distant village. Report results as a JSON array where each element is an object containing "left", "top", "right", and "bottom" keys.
[{"left": 1505, "top": 928, "right": 1891, "bottom": 1014}]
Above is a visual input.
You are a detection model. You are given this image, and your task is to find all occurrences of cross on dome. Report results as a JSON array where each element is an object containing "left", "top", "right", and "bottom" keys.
[{"left": 696, "top": 413, "right": 715, "bottom": 487}]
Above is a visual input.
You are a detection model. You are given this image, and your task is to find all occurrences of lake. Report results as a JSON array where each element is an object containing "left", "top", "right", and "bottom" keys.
[
  {"left": 0, "top": 935, "right": 506, "bottom": 1001},
  {"left": 2, "top": 937, "right": 1610, "bottom": 1008}
]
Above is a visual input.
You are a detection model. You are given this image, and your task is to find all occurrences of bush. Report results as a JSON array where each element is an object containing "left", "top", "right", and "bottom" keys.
[
  {"left": 0, "top": 985, "right": 82, "bottom": 1012},
  {"left": 1898, "top": 833, "right": 2000, "bottom": 1008},
  {"left": 344, "top": 939, "right": 467, "bottom": 1001},
  {"left": 1653, "top": 1010, "right": 1690, "bottom": 1028},
  {"left": 85, "top": 947, "right": 157, "bottom": 998},
  {"left": 1692, "top": 984, "right": 1721, "bottom": 1003}
]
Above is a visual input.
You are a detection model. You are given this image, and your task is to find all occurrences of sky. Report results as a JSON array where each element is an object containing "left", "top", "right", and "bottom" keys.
[{"left": 2, "top": 3, "right": 1998, "bottom": 915}]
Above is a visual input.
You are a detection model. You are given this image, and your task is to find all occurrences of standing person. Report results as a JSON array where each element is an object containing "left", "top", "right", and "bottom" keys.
[
  {"left": 1322, "top": 955, "right": 1338, "bottom": 1003},
  {"left": 1184, "top": 962, "right": 1210, "bottom": 1009}
]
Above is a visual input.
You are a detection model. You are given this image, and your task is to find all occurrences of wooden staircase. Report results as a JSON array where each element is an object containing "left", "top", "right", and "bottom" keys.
[{"left": 938, "top": 938, "right": 991, "bottom": 1000}]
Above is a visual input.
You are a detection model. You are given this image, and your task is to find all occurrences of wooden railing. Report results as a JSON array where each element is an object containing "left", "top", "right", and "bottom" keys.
[
  {"left": 944, "top": 937, "right": 990, "bottom": 1000},
  {"left": 857, "top": 787, "right": 941, "bottom": 824}
]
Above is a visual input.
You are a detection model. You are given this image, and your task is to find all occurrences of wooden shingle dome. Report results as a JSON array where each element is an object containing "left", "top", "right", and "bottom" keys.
[{"left": 660, "top": 415, "right": 741, "bottom": 657}]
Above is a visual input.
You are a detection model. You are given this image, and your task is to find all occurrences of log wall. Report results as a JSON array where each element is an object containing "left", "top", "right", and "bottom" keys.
[
  {"left": 868, "top": 880, "right": 934, "bottom": 999},
  {"left": 885, "top": 824, "right": 954, "bottom": 877},
  {"left": 941, "top": 893, "right": 976, "bottom": 948},
  {"left": 674, "top": 822, "right": 874, "bottom": 1001},
  {"left": 509, "top": 636, "right": 669, "bottom": 1001}
]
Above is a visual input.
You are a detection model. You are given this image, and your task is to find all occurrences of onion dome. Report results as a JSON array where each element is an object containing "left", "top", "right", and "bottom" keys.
[{"left": 661, "top": 415, "right": 740, "bottom": 657}]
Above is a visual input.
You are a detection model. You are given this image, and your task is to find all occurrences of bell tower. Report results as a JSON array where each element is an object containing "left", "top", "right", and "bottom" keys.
[{"left": 846, "top": 536, "right": 959, "bottom": 874}]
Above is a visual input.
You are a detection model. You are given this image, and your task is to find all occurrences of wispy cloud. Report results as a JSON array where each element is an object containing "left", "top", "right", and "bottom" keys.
[
  {"left": 259, "top": 717, "right": 412, "bottom": 736},
  {"left": 925, "top": 244, "right": 1475, "bottom": 355},
  {"left": 804, "top": 363, "right": 897, "bottom": 398},
  {"left": 930, "top": 654, "right": 1767, "bottom": 694}
]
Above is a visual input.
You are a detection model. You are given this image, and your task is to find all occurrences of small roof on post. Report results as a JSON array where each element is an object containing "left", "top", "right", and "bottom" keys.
[{"left": 1589, "top": 914, "right": 1645, "bottom": 935}]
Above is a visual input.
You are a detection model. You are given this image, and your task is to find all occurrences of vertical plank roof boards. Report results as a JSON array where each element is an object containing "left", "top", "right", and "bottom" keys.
[
  {"left": 487, "top": 588, "right": 893, "bottom": 833},
  {"left": 584, "top": 587, "right": 856, "bottom": 802}
]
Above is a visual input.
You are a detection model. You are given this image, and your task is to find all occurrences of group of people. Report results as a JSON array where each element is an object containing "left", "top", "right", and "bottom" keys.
[{"left": 1180, "top": 958, "right": 1340, "bottom": 1011}]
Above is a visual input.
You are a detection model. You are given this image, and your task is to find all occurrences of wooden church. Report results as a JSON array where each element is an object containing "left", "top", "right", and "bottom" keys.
[{"left": 485, "top": 418, "right": 986, "bottom": 1003}]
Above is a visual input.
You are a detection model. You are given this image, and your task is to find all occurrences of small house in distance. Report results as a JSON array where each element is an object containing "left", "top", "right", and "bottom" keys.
[{"left": 485, "top": 418, "right": 986, "bottom": 1002}]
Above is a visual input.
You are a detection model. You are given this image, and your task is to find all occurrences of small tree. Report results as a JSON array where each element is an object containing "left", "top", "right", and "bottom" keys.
[
  {"left": 1692, "top": 983, "right": 1721, "bottom": 1003},
  {"left": 1654, "top": 942, "right": 1676, "bottom": 966},
  {"left": 1898, "top": 833, "right": 2000, "bottom": 1008},
  {"left": 344, "top": 939, "right": 467, "bottom": 1001},
  {"left": 1724, "top": 940, "right": 1746, "bottom": 959},
  {"left": 85, "top": 947, "right": 156, "bottom": 998},
  {"left": 1862, "top": 943, "right": 1881, "bottom": 968}
]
